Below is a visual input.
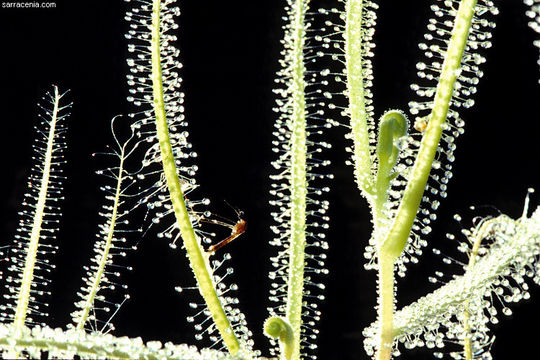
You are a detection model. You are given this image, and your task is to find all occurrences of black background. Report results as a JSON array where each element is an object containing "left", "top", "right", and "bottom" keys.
[{"left": 0, "top": 0, "right": 539, "bottom": 359}]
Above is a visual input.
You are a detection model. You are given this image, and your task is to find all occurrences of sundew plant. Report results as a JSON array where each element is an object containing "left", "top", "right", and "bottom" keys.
[{"left": 0, "top": 0, "right": 538, "bottom": 360}]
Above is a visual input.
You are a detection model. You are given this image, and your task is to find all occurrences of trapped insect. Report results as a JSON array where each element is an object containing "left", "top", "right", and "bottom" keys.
[
  {"left": 199, "top": 206, "right": 247, "bottom": 254},
  {"left": 207, "top": 215, "right": 247, "bottom": 254}
]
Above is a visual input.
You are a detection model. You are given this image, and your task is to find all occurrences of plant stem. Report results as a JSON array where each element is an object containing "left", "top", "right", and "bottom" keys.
[
  {"left": 75, "top": 141, "right": 126, "bottom": 331},
  {"left": 150, "top": 0, "right": 240, "bottom": 354},
  {"left": 285, "top": 0, "right": 308, "bottom": 358},
  {"left": 13, "top": 86, "right": 60, "bottom": 337},
  {"left": 381, "top": 0, "right": 478, "bottom": 259},
  {"left": 375, "top": 1, "right": 478, "bottom": 359},
  {"left": 376, "top": 256, "right": 395, "bottom": 360},
  {"left": 345, "top": 0, "right": 374, "bottom": 195},
  {"left": 463, "top": 219, "right": 485, "bottom": 360},
  {"left": 0, "top": 325, "right": 237, "bottom": 360},
  {"left": 390, "top": 214, "right": 538, "bottom": 339}
]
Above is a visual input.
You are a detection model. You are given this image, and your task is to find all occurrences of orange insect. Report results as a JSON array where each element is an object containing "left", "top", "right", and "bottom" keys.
[{"left": 202, "top": 205, "right": 246, "bottom": 254}]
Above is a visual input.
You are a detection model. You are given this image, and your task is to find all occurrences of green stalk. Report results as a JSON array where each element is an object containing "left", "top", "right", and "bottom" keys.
[
  {"left": 345, "top": 0, "right": 374, "bottom": 195},
  {"left": 12, "top": 86, "right": 61, "bottom": 337},
  {"left": 150, "top": 0, "right": 240, "bottom": 354},
  {"left": 391, "top": 214, "right": 540, "bottom": 339},
  {"left": 374, "top": 1, "right": 478, "bottom": 359},
  {"left": 376, "top": 256, "right": 395, "bottom": 360},
  {"left": 372, "top": 111, "right": 407, "bottom": 359},
  {"left": 462, "top": 219, "right": 485, "bottom": 360},
  {"left": 285, "top": 0, "right": 308, "bottom": 358},
  {"left": 381, "top": 0, "right": 478, "bottom": 260},
  {"left": 75, "top": 144, "right": 126, "bottom": 331}
]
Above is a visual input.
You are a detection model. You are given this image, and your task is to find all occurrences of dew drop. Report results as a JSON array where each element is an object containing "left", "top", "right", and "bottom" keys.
[{"left": 502, "top": 307, "right": 512, "bottom": 316}]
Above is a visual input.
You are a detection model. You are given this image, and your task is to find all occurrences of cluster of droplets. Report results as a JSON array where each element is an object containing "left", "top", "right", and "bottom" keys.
[
  {"left": 124, "top": 0, "right": 203, "bottom": 249},
  {"left": 0, "top": 88, "right": 71, "bottom": 327},
  {"left": 524, "top": 0, "right": 540, "bottom": 80},
  {"left": 526, "top": 0, "right": 540, "bottom": 33},
  {"left": 410, "top": 0, "right": 498, "bottom": 116},
  {"left": 268, "top": 1, "right": 332, "bottom": 358},
  {"left": 381, "top": 0, "right": 499, "bottom": 276},
  {"left": 70, "top": 126, "right": 140, "bottom": 334},
  {"left": 386, "top": 156, "right": 446, "bottom": 277},
  {"left": 0, "top": 323, "right": 244, "bottom": 359},
  {"left": 364, "top": 199, "right": 540, "bottom": 359},
  {"left": 176, "top": 252, "right": 256, "bottom": 355}
]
